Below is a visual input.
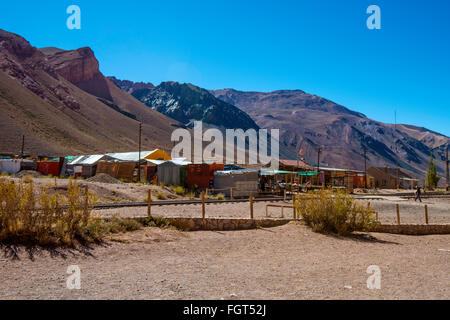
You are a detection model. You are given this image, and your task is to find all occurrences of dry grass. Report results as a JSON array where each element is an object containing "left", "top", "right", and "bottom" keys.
[
  {"left": 208, "top": 193, "right": 225, "bottom": 201},
  {"left": 295, "top": 189, "right": 378, "bottom": 235},
  {"left": 0, "top": 177, "right": 184, "bottom": 246},
  {"left": 156, "top": 191, "right": 166, "bottom": 200},
  {"left": 0, "top": 177, "right": 99, "bottom": 246}
]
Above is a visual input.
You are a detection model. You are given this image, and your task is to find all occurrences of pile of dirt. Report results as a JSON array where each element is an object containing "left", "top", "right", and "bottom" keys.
[
  {"left": 86, "top": 173, "right": 122, "bottom": 184},
  {"left": 16, "top": 170, "right": 42, "bottom": 178}
]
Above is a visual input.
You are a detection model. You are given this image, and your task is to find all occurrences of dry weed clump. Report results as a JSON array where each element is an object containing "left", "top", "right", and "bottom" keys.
[
  {"left": 295, "top": 189, "right": 378, "bottom": 235},
  {"left": 0, "top": 177, "right": 98, "bottom": 246},
  {"left": 156, "top": 191, "right": 166, "bottom": 200}
]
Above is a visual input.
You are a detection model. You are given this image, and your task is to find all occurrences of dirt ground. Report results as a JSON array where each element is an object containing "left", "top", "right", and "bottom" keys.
[
  {"left": 1, "top": 177, "right": 448, "bottom": 300},
  {"left": 0, "top": 223, "right": 448, "bottom": 300},
  {"left": 97, "top": 197, "right": 450, "bottom": 225},
  {"left": 5, "top": 176, "right": 187, "bottom": 203}
]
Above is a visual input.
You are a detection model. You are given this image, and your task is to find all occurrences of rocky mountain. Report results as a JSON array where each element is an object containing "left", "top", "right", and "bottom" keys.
[
  {"left": 107, "top": 76, "right": 154, "bottom": 94},
  {"left": 110, "top": 79, "right": 259, "bottom": 131},
  {"left": 0, "top": 29, "right": 177, "bottom": 156},
  {"left": 211, "top": 89, "right": 449, "bottom": 179}
]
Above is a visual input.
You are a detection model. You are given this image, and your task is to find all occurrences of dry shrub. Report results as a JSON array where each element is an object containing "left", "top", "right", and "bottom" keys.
[
  {"left": 216, "top": 193, "right": 225, "bottom": 200},
  {"left": 107, "top": 216, "right": 141, "bottom": 233},
  {"left": 156, "top": 191, "right": 166, "bottom": 200},
  {"left": 143, "top": 216, "right": 172, "bottom": 228},
  {"left": 187, "top": 192, "right": 195, "bottom": 200},
  {"left": 0, "top": 177, "right": 97, "bottom": 246},
  {"left": 208, "top": 193, "right": 225, "bottom": 201},
  {"left": 22, "top": 175, "right": 34, "bottom": 184},
  {"left": 174, "top": 186, "right": 185, "bottom": 196},
  {"left": 295, "top": 189, "right": 377, "bottom": 236}
]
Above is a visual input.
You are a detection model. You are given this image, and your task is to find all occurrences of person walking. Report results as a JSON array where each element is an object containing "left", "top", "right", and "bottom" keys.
[{"left": 414, "top": 185, "right": 422, "bottom": 202}]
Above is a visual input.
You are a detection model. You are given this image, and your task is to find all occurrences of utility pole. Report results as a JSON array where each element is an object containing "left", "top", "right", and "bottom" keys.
[
  {"left": 317, "top": 147, "right": 322, "bottom": 185},
  {"left": 317, "top": 147, "right": 321, "bottom": 173},
  {"left": 446, "top": 145, "right": 449, "bottom": 192},
  {"left": 138, "top": 122, "right": 142, "bottom": 182},
  {"left": 21, "top": 135, "right": 25, "bottom": 159},
  {"left": 363, "top": 147, "right": 367, "bottom": 189},
  {"left": 395, "top": 110, "right": 399, "bottom": 189}
]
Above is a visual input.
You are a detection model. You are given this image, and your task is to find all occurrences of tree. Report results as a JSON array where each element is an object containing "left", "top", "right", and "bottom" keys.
[{"left": 425, "top": 153, "right": 440, "bottom": 189}]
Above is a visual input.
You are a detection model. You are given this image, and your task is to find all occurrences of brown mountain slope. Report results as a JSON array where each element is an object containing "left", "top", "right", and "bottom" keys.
[
  {"left": 0, "top": 29, "right": 177, "bottom": 156},
  {"left": 212, "top": 89, "right": 449, "bottom": 180}
]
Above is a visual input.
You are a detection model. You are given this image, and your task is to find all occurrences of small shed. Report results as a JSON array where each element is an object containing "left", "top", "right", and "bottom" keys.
[
  {"left": 96, "top": 161, "right": 136, "bottom": 180},
  {"left": 68, "top": 154, "right": 109, "bottom": 178},
  {"left": 0, "top": 159, "right": 23, "bottom": 174},
  {"left": 213, "top": 169, "right": 259, "bottom": 198},
  {"left": 37, "top": 161, "right": 60, "bottom": 176},
  {"left": 187, "top": 163, "right": 224, "bottom": 188},
  {"left": 144, "top": 159, "right": 165, "bottom": 183},
  {"left": 157, "top": 159, "right": 190, "bottom": 186}
]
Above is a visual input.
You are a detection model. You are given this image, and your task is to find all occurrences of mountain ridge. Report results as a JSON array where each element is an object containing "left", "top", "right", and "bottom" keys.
[
  {"left": 210, "top": 88, "right": 448, "bottom": 180},
  {"left": 0, "top": 29, "right": 177, "bottom": 156}
]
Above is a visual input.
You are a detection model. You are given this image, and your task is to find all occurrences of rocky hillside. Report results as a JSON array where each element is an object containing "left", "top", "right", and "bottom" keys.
[
  {"left": 110, "top": 79, "right": 259, "bottom": 131},
  {"left": 212, "top": 89, "right": 449, "bottom": 179},
  {"left": 0, "top": 29, "right": 177, "bottom": 156},
  {"left": 107, "top": 76, "right": 154, "bottom": 94}
]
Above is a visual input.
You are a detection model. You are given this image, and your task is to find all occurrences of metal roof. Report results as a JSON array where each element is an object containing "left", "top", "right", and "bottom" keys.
[
  {"left": 106, "top": 151, "right": 155, "bottom": 162},
  {"left": 69, "top": 154, "right": 106, "bottom": 166},
  {"left": 214, "top": 169, "right": 259, "bottom": 175},
  {"left": 279, "top": 159, "right": 313, "bottom": 170}
]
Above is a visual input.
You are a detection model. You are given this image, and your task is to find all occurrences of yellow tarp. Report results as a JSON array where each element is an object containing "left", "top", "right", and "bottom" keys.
[{"left": 144, "top": 149, "right": 171, "bottom": 161}]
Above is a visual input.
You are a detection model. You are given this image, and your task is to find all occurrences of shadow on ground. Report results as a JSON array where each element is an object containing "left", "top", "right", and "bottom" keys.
[
  {"left": 0, "top": 241, "right": 107, "bottom": 261},
  {"left": 322, "top": 232, "right": 401, "bottom": 245}
]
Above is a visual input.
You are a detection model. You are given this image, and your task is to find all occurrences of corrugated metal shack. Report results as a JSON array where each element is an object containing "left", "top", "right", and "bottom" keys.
[
  {"left": 145, "top": 159, "right": 165, "bottom": 183},
  {"left": 186, "top": 163, "right": 224, "bottom": 188},
  {"left": 157, "top": 159, "right": 191, "bottom": 186},
  {"left": 96, "top": 161, "right": 136, "bottom": 180},
  {"left": 213, "top": 169, "right": 259, "bottom": 198},
  {"left": 37, "top": 161, "right": 60, "bottom": 176},
  {"left": 0, "top": 159, "right": 25, "bottom": 174},
  {"left": 68, "top": 154, "right": 109, "bottom": 178}
]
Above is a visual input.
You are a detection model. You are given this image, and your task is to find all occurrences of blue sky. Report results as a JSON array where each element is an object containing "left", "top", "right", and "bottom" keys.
[{"left": 1, "top": 0, "right": 449, "bottom": 136}]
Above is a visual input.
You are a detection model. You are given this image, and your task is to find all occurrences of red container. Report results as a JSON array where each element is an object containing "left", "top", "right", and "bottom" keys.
[
  {"left": 187, "top": 163, "right": 224, "bottom": 188},
  {"left": 37, "top": 161, "right": 60, "bottom": 176}
]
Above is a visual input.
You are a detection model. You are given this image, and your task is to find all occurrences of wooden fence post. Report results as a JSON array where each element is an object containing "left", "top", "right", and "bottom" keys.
[
  {"left": 396, "top": 204, "right": 400, "bottom": 225},
  {"left": 284, "top": 189, "right": 287, "bottom": 201},
  {"left": 201, "top": 191, "right": 206, "bottom": 220},
  {"left": 230, "top": 188, "right": 233, "bottom": 200},
  {"left": 147, "top": 189, "right": 152, "bottom": 217},
  {"left": 425, "top": 205, "right": 429, "bottom": 225},
  {"left": 249, "top": 193, "right": 254, "bottom": 219},
  {"left": 292, "top": 194, "right": 296, "bottom": 219}
]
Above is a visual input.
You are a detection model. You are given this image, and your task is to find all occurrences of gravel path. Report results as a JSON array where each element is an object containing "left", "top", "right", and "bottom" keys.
[{"left": 1, "top": 223, "right": 448, "bottom": 299}]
